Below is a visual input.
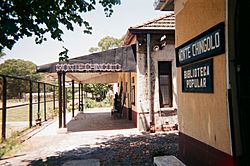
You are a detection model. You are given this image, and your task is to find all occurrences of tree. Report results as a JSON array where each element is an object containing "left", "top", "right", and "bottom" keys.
[
  {"left": 89, "top": 35, "right": 123, "bottom": 53},
  {"left": 83, "top": 83, "right": 112, "bottom": 101},
  {"left": 0, "top": 59, "right": 41, "bottom": 80},
  {"left": 0, "top": 59, "right": 43, "bottom": 98},
  {"left": 86, "top": 35, "right": 123, "bottom": 101},
  {"left": 88, "top": 47, "right": 100, "bottom": 53},
  {"left": 0, "top": 0, "right": 121, "bottom": 52}
]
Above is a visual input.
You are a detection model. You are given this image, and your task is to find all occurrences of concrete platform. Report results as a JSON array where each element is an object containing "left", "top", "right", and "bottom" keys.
[
  {"left": 62, "top": 159, "right": 100, "bottom": 166},
  {"left": 154, "top": 155, "right": 186, "bottom": 166}
]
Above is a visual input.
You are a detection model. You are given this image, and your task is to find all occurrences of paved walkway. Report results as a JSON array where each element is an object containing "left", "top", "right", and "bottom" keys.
[{"left": 0, "top": 108, "right": 179, "bottom": 166}]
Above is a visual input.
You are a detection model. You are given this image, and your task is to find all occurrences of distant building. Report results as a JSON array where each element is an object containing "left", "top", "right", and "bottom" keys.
[{"left": 118, "top": 13, "right": 177, "bottom": 131}]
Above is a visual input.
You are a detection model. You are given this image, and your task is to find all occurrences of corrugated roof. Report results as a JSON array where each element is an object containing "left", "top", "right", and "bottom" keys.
[{"left": 129, "top": 12, "right": 175, "bottom": 31}]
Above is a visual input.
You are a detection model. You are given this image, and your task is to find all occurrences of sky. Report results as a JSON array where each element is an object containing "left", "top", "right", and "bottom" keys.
[{"left": 1, "top": 0, "right": 168, "bottom": 66}]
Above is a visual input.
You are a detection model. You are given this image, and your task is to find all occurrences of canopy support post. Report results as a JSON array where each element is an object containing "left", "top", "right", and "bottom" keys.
[
  {"left": 72, "top": 80, "right": 75, "bottom": 118},
  {"left": 62, "top": 72, "right": 66, "bottom": 128},
  {"left": 58, "top": 72, "right": 62, "bottom": 128}
]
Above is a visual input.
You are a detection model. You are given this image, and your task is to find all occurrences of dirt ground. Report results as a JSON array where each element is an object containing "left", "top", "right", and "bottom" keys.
[{"left": 0, "top": 108, "right": 179, "bottom": 166}]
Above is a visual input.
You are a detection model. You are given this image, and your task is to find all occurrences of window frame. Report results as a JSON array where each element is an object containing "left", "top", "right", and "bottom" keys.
[
  {"left": 131, "top": 85, "right": 135, "bottom": 105},
  {"left": 158, "top": 61, "right": 173, "bottom": 108}
]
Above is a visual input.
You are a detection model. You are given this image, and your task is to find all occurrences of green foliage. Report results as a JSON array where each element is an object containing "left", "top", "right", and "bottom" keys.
[
  {"left": 0, "top": 59, "right": 41, "bottom": 80},
  {"left": 59, "top": 46, "right": 69, "bottom": 62},
  {"left": 66, "top": 103, "right": 73, "bottom": 112},
  {"left": 88, "top": 47, "right": 99, "bottom": 53},
  {"left": 83, "top": 83, "right": 112, "bottom": 101},
  {"left": 0, "top": 0, "right": 121, "bottom": 52},
  {"left": 83, "top": 83, "right": 113, "bottom": 108},
  {"left": 85, "top": 97, "right": 112, "bottom": 108},
  {"left": 98, "top": 36, "right": 122, "bottom": 51},
  {"left": 0, "top": 131, "right": 23, "bottom": 158},
  {"left": 102, "top": 97, "right": 112, "bottom": 106},
  {"left": 89, "top": 36, "right": 123, "bottom": 53},
  {"left": 85, "top": 98, "right": 97, "bottom": 108},
  {"left": 0, "top": 59, "right": 43, "bottom": 98}
]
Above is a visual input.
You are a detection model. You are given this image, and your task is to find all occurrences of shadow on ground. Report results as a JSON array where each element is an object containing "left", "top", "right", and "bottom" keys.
[
  {"left": 23, "top": 132, "right": 179, "bottom": 166},
  {"left": 67, "top": 111, "right": 135, "bottom": 132}
]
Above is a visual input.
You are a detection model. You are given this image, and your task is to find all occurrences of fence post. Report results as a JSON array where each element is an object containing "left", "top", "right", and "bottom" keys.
[
  {"left": 72, "top": 80, "right": 74, "bottom": 117},
  {"left": 1, "top": 75, "right": 7, "bottom": 140},
  {"left": 58, "top": 72, "right": 62, "bottom": 128},
  {"left": 37, "top": 82, "right": 40, "bottom": 120},
  {"left": 53, "top": 85, "right": 56, "bottom": 110},
  {"left": 81, "top": 83, "right": 84, "bottom": 112},
  {"left": 29, "top": 80, "right": 33, "bottom": 128},
  {"left": 44, "top": 83, "right": 46, "bottom": 121}
]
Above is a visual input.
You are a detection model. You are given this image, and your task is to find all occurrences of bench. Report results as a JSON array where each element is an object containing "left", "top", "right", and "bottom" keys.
[{"left": 154, "top": 156, "right": 186, "bottom": 166}]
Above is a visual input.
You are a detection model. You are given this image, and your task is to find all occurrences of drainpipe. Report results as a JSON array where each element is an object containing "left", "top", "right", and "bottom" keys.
[{"left": 147, "top": 33, "right": 155, "bottom": 132}]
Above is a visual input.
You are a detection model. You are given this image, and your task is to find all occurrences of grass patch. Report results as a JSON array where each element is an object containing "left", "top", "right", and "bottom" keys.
[
  {"left": 0, "top": 131, "right": 24, "bottom": 158},
  {"left": 0, "top": 101, "right": 58, "bottom": 143},
  {"left": 85, "top": 98, "right": 112, "bottom": 108},
  {"left": 0, "top": 101, "right": 58, "bottom": 122}
]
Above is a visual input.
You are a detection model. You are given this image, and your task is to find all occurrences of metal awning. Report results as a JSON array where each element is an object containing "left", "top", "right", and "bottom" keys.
[
  {"left": 37, "top": 44, "right": 136, "bottom": 73},
  {"left": 36, "top": 45, "right": 137, "bottom": 129},
  {"left": 36, "top": 44, "right": 136, "bottom": 83},
  {"left": 43, "top": 72, "right": 121, "bottom": 84}
]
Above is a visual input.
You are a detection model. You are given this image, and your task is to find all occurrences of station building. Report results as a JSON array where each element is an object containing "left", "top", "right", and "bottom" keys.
[
  {"left": 154, "top": 0, "right": 249, "bottom": 165},
  {"left": 37, "top": 13, "right": 178, "bottom": 132},
  {"left": 117, "top": 13, "right": 178, "bottom": 131}
]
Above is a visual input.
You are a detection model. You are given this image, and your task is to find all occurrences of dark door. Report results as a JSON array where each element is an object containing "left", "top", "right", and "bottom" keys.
[
  {"left": 230, "top": 1, "right": 250, "bottom": 164},
  {"left": 158, "top": 61, "right": 172, "bottom": 107}
]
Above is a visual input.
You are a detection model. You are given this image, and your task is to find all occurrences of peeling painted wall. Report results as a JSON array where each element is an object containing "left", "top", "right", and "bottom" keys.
[
  {"left": 175, "top": 0, "right": 231, "bottom": 155},
  {"left": 136, "top": 37, "right": 177, "bottom": 131}
]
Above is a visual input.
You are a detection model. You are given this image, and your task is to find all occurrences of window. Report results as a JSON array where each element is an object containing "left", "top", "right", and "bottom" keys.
[
  {"left": 158, "top": 61, "right": 172, "bottom": 107},
  {"left": 131, "top": 85, "right": 135, "bottom": 105}
]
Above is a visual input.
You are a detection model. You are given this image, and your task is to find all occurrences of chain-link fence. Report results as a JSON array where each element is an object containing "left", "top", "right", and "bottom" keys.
[{"left": 0, "top": 74, "right": 58, "bottom": 140}]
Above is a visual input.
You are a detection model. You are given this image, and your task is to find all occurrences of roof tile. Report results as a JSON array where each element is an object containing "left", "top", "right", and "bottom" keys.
[{"left": 129, "top": 12, "right": 175, "bottom": 31}]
